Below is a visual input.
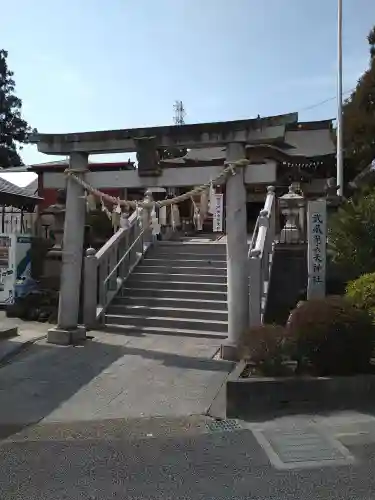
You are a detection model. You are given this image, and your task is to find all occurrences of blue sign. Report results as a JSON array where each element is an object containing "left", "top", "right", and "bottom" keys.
[{"left": 17, "top": 236, "right": 32, "bottom": 244}]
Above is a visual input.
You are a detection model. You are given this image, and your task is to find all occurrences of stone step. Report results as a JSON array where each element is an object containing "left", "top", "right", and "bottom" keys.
[
  {"left": 104, "top": 323, "right": 227, "bottom": 339},
  {"left": 158, "top": 241, "right": 225, "bottom": 247},
  {"left": 113, "top": 295, "right": 227, "bottom": 311},
  {"left": 140, "top": 259, "right": 227, "bottom": 270},
  {"left": 126, "top": 279, "right": 227, "bottom": 292},
  {"left": 105, "top": 314, "right": 228, "bottom": 333},
  {"left": 107, "top": 304, "right": 227, "bottom": 321},
  {"left": 151, "top": 244, "right": 226, "bottom": 255},
  {"left": 148, "top": 251, "right": 227, "bottom": 261},
  {"left": 131, "top": 271, "right": 227, "bottom": 284},
  {"left": 120, "top": 287, "right": 227, "bottom": 301}
]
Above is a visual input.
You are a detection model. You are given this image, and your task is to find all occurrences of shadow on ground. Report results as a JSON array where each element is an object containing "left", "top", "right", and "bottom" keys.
[
  {"left": 0, "top": 339, "right": 128, "bottom": 439},
  {"left": 103, "top": 325, "right": 226, "bottom": 340},
  {"left": 0, "top": 336, "right": 233, "bottom": 440},
  {"left": 116, "top": 345, "right": 233, "bottom": 372}
]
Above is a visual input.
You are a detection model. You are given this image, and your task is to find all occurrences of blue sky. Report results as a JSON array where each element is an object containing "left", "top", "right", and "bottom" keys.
[{"left": 1, "top": 0, "right": 374, "bottom": 185}]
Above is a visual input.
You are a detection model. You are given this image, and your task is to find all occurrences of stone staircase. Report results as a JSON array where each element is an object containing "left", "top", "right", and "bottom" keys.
[{"left": 105, "top": 240, "right": 228, "bottom": 338}]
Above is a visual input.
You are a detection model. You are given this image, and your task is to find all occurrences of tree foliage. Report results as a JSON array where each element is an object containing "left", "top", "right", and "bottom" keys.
[
  {"left": 342, "top": 26, "right": 375, "bottom": 180},
  {"left": 0, "top": 49, "right": 35, "bottom": 167},
  {"left": 329, "top": 190, "right": 375, "bottom": 279}
]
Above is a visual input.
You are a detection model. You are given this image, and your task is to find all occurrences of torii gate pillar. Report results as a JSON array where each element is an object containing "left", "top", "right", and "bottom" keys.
[
  {"left": 47, "top": 152, "right": 88, "bottom": 345},
  {"left": 221, "top": 143, "right": 249, "bottom": 360}
]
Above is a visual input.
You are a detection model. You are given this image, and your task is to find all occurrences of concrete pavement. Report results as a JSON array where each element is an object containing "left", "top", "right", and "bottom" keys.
[
  {"left": 2, "top": 325, "right": 375, "bottom": 498},
  {"left": 0, "top": 329, "right": 233, "bottom": 431},
  {"left": 1, "top": 420, "right": 375, "bottom": 500}
]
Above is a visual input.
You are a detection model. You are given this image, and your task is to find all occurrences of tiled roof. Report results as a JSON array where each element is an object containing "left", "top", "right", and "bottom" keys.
[
  {"left": 184, "top": 147, "right": 226, "bottom": 161},
  {"left": 0, "top": 177, "right": 42, "bottom": 203},
  {"left": 162, "top": 147, "right": 226, "bottom": 164},
  {"left": 30, "top": 159, "right": 135, "bottom": 171},
  {"left": 162, "top": 126, "right": 334, "bottom": 164},
  {"left": 284, "top": 129, "right": 335, "bottom": 157},
  {"left": 31, "top": 160, "right": 69, "bottom": 167},
  {"left": 25, "top": 179, "right": 38, "bottom": 194}
]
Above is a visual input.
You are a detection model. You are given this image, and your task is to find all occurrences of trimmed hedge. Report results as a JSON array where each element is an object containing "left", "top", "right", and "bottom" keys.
[
  {"left": 287, "top": 296, "right": 375, "bottom": 376},
  {"left": 239, "top": 324, "right": 291, "bottom": 376}
]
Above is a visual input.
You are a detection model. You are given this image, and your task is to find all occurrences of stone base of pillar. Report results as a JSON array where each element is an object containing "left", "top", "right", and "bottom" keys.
[
  {"left": 220, "top": 342, "right": 240, "bottom": 361},
  {"left": 47, "top": 325, "right": 86, "bottom": 345}
]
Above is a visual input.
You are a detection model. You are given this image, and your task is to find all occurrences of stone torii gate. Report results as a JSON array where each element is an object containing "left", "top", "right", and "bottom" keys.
[{"left": 32, "top": 113, "right": 297, "bottom": 354}]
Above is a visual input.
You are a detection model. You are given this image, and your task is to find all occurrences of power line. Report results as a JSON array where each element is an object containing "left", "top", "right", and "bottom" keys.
[{"left": 298, "top": 87, "right": 355, "bottom": 113}]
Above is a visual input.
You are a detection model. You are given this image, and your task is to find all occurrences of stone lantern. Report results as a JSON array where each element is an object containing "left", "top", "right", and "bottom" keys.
[
  {"left": 40, "top": 189, "right": 66, "bottom": 246},
  {"left": 278, "top": 184, "right": 305, "bottom": 243},
  {"left": 325, "top": 177, "right": 342, "bottom": 208}
]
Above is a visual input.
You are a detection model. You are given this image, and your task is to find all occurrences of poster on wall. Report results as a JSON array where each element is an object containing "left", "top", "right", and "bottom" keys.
[
  {"left": 0, "top": 235, "right": 11, "bottom": 298},
  {"left": 212, "top": 194, "right": 224, "bottom": 232},
  {"left": 307, "top": 199, "right": 327, "bottom": 299},
  {"left": 0, "top": 236, "right": 10, "bottom": 268}
]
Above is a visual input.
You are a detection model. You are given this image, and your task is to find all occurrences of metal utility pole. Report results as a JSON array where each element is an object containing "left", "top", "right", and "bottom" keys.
[{"left": 337, "top": 0, "right": 344, "bottom": 196}]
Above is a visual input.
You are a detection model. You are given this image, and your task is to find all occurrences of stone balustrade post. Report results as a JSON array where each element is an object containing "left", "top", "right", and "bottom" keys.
[
  {"left": 142, "top": 189, "right": 154, "bottom": 247},
  {"left": 267, "top": 186, "right": 276, "bottom": 241},
  {"left": 249, "top": 248, "right": 262, "bottom": 327},
  {"left": 83, "top": 247, "right": 98, "bottom": 329}
]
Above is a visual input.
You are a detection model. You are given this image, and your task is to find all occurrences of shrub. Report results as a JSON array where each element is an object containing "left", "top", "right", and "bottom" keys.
[
  {"left": 287, "top": 296, "right": 375, "bottom": 375},
  {"left": 239, "top": 324, "right": 292, "bottom": 376},
  {"left": 346, "top": 272, "right": 375, "bottom": 319}
]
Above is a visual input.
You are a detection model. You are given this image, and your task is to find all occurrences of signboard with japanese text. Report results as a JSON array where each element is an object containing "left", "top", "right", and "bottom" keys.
[
  {"left": 307, "top": 199, "right": 327, "bottom": 299},
  {"left": 212, "top": 194, "right": 224, "bottom": 232}
]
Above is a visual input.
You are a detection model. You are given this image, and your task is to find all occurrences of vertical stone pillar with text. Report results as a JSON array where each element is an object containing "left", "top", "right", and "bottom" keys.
[{"left": 307, "top": 199, "right": 327, "bottom": 299}]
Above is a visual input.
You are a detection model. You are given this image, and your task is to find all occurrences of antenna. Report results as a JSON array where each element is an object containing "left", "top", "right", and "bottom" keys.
[{"left": 173, "top": 100, "right": 186, "bottom": 125}]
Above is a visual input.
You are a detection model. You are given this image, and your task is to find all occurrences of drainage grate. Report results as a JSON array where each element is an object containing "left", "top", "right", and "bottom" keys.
[
  {"left": 206, "top": 419, "right": 244, "bottom": 433},
  {"left": 253, "top": 427, "right": 355, "bottom": 470}
]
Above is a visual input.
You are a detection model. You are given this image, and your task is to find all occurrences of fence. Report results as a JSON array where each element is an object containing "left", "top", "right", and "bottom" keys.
[{"left": 0, "top": 209, "right": 37, "bottom": 235}]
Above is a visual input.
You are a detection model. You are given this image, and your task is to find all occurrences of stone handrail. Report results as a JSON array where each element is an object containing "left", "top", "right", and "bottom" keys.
[
  {"left": 95, "top": 211, "right": 138, "bottom": 262},
  {"left": 248, "top": 186, "right": 276, "bottom": 326},
  {"left": 83, "top": 209, "right": 154, "bottom": 327}
]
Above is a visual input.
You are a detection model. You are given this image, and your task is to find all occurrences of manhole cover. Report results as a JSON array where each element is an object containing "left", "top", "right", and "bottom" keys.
[
  {"left": 253, "top": 427, "right": 355, "bottom": 470},
  {"left": 206, "top": 419, "right": 243, "bottom": 433}
]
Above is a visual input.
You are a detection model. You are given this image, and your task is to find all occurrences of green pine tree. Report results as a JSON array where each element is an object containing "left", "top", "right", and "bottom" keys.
[{"left": 0, "top": 49, "right": 35, "bottom": 167}]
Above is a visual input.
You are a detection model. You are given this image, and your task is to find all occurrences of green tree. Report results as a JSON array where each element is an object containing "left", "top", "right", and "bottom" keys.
[
  {"left": 0, "top": 50, "right": 35, "bottom": 167},
  {"left": 342, "top": 26, "right": 375, "bottom": 181},
  {"left": 329, "top": 190, "right": 375, "bottom": 280}
]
